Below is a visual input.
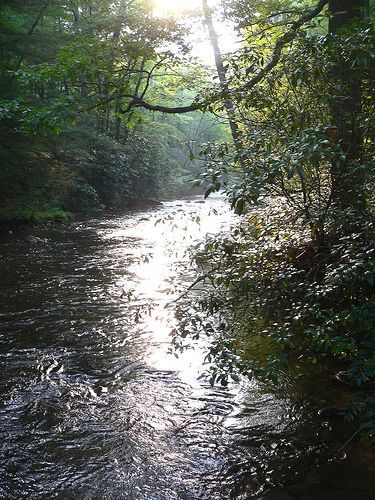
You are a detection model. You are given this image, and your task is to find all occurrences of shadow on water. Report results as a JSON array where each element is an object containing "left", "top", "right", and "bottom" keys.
[{"left": 0, "top": 198, "right": 374, "bottom": 499}]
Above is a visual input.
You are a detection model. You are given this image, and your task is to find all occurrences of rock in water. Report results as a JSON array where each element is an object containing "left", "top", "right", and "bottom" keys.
[{"left": 24, "top": 235, "right": 47, "bottom": 244}]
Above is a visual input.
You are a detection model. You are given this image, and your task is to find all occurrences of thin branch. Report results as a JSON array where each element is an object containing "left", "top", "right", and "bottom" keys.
[
  {"left": 333, "top": 427, "right": 363, "bottom": 459},
  {"left": 164, "top": 274, "right": 210, "bottom": 308},
  {"left": 28, "top": 1, "right": 50, "bottom": 35},
  {"left": 239, "top": 9, "right": 308, "bottom": 29},
  {"left": 139, "top": 56, "right": 168, "bottom": 100}
]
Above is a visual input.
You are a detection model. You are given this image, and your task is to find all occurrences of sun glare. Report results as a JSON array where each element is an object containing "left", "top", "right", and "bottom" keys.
[
  {"left": 152, "top": 0, "right": 237, "bottom": 65},
  {"left": 153, "top": 0, "right": 202, "bottom": 16}
]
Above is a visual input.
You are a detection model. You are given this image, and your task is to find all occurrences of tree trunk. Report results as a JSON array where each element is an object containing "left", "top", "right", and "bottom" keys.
[
  {"left": 328, "top": 0, "right": 369, "bottom": 210},
  {"left": 201, "top": 0, "right": 244, "bottom": 164},
  {"left": 71, "top": 3, "right": 88, "bottom": 99},
  {"left": 115, "top": 102, "right": 121, "bottom": 140},
  {"left": 28, "top": 1, "right": 50, "bottom": 35}
]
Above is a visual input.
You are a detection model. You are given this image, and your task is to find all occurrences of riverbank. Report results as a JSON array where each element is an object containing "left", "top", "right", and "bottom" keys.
[
  {"left": 0, "top": 197, "right": 168, "bottom": 233},
  {"left": 182, "top": 199, "right": 375, "bottom": 448}
]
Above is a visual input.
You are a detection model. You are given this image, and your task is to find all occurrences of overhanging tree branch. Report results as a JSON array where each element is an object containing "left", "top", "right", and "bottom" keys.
[
  {"left": 131, "top": 98, "right": 201, "bottom": 113},
  {"left": 80, "top": 0, "right": 328, "bottom": 117},
  {"left": 240, "top": 0, "right": 328, "bottom": 92},
  {"left": 131, "top": 0, "right": 328, "bottom": 113}
]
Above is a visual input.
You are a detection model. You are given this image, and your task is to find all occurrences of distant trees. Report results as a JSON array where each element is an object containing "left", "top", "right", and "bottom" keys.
[{"left": 0, "top": 0, "right": 226, "bottom": 222}]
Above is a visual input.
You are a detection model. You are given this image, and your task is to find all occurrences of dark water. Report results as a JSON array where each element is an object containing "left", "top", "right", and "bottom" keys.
[{"left": 0, "top": 198, "right": 374, "bottom": 499}]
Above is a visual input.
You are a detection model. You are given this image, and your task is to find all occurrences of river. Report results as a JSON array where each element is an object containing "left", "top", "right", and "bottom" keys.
[{"left": 0, "top": 197, "right": 374, "bottom": 499}]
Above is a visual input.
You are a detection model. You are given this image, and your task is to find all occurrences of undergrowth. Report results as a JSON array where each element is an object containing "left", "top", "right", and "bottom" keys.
[{"left": 174, "top": 199, "right": 375, "bottom": 442}]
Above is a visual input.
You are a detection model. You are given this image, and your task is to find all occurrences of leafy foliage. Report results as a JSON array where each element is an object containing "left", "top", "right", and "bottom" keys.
[
  {"left": 0, "top": 0, "right": 226, "bottom": 223},
  {"left": 178, "top": 0, "right": 375, "bottom": 440},
  {"left": 177, "top": 202, "right": 375, "bottom": 440},
  {"left": 197, "top": 25, "right": 374, "bottom": 233}
]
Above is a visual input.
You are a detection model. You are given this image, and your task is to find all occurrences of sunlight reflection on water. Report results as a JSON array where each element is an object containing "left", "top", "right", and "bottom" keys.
[{"left": 105, "top": 197, "right": 236, "bottom": 385}]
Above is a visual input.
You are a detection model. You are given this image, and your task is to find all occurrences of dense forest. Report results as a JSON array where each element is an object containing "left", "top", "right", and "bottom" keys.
[
  {"left": 1, "top": 0, "right": 375, "bottom": 491},
  {"left": 0, "top": 0, "right": 228, "bottom": 222}
]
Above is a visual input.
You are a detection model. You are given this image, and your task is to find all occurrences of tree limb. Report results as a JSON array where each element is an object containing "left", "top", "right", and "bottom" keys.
[
  {"left": 132, "top": 0, "right": 328, "bottom": 114},
  {"left": 240, "top": 0, "right": 328, "bottom": 92},
  {"left": 81, "top": 0, "right": 328, "bottom": 117},
  {"left": 130, "top": 98, "right": 201, "bottom": 114},
  {"left": 28, "top": 1, "right": 50, "bottom": 35}
]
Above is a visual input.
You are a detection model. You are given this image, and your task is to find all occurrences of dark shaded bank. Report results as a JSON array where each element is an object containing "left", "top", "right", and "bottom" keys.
[
  {"left": 0, "top": 114, "right": 207, "bottom": 232},
  {"left": 0, "top": 121, "right": 205, "bottom": 230},
  {"left": 0, "top": 195, "right": 199, "bottom": 238},
  {"left": 0, "top": 194, "right": 199, "bottom": 233},
  {"left": 0, "top": 202, "right": 156, "bottom": 230}
]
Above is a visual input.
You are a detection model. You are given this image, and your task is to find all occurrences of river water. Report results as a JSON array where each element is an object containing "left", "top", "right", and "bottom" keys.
[{"left": 0, "top": 197, "right": 374, "bottom": 499}]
